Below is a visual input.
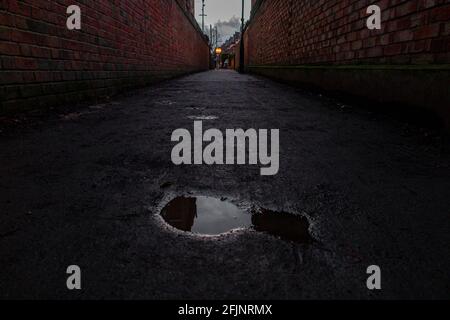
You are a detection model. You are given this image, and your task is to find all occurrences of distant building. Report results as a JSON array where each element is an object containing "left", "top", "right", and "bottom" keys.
[{"left": 220, "top": 32, "right": 241, "bottom": 69}]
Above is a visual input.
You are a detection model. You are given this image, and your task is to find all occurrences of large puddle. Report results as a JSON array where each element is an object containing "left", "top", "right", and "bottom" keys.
[
  {"left": 160, "top": 196, "right": 251, "bottom": 235},
  {"left": 160, "top": 196, "right": 312, "bottom": 244}
]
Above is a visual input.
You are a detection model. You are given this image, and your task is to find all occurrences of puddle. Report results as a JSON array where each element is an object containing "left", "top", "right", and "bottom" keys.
[
  {"left": 160, "top": 181, "right": 174, "bottom": 189},
  {"left": 160, "top": 197, "right": 312, "bottom": 243},
  {"left": 251, "top": 208, "right": 312, "bottom": 244},
  {"left": 187, "top": 115, "right": 219, "bottom": 120},
  {"left": 161, "top": 196, "right": 250, "bottom": 234},
  {"left": 156, "top": 100, "right": 175, "bottom": 106}
]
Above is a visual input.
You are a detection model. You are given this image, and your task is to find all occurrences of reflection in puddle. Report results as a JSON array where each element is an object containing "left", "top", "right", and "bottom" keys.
[
  {"left": 161, "top": 196, "right": 251, "bottom": 235},
  {"left": 251, "top": 208, "right": 312, "bottom": 244},
  {"left": 160, "top": 197, "right": 312, "bottom": 244}
]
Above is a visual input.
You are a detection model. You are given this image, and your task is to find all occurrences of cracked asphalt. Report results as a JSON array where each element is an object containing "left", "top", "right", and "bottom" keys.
[{"left": 0, "top": 70, "right": 449, "bottom": 299}]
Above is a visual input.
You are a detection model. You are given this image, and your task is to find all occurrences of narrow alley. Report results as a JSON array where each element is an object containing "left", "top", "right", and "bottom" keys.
[{"left": 0, "top": 70, "right": 449, "bottom": 299}]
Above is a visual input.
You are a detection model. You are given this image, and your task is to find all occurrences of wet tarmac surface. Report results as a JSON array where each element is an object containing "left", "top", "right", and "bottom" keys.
[{"left": 0, "top": 70, "right": 449, "bottom": 299}]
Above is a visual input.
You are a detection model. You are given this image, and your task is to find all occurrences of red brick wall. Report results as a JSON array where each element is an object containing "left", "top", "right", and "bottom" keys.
[
  {"left": 0, "top": 0, "right": 210, "bottom": 113},
  {"left": 245, "top": 0, "right": 450, "bottom": 66}
]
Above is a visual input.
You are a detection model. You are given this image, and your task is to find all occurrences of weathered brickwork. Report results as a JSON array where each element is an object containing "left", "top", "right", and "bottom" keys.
[
  {"left": 0, "top": 0, "right": 210, "bottom": 113},
  {"left": 244, "top": 0, "right": 450, "bottom": 128},
  {"left": 246, "top": 0, "right": 450, "bottom": 66}
]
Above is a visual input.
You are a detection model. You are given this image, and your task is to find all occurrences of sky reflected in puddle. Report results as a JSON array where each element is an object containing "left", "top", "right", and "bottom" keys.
[
  {"left": 161, "top": 196, "right": 251, "bottom": 235},
  {"left": 160, "top": 196, "right": 312, "bottom": 243}
]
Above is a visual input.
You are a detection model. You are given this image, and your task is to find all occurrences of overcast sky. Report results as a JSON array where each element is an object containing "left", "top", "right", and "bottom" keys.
[{"left": 194, "top": 0, "right": 251, "bottom": 29}]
